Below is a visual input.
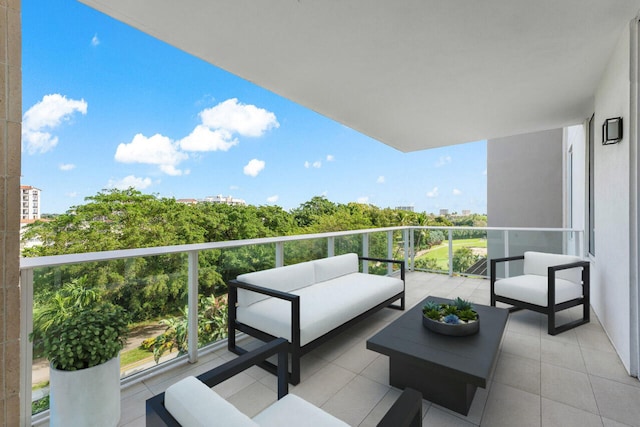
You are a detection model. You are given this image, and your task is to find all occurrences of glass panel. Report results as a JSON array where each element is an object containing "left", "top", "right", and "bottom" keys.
[
  {"left": 413, "top": 227, "right": 448, "bottom": 274},
  {"left": 450, "top": 228, "right": 488, "bottom": 277},
  {"left": 284, "top": 239, "right": 326, "bottom": 264}
]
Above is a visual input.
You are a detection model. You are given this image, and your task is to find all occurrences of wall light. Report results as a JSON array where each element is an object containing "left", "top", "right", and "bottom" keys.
[{"left": 602, "top": 117, "right": 623, "bottom": 145}]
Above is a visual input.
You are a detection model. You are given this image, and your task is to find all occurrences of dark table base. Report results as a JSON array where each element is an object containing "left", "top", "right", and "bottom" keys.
[{"left": 389, "top": 354, "right": 477, "bottom": 415}]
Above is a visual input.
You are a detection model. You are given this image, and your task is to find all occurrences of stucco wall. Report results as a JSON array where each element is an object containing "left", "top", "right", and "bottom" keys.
[
  {"left": 0, "top": 0, "right": 22, "bottom": 424},
  {"left": 592, "top": 23, "right": 632, "bottom": 373}
]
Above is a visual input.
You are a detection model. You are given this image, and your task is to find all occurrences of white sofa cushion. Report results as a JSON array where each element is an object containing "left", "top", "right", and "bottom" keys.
[
  {"left": 164, "top": 376, "right": 258, "bottom": 427},
  {"left": 237, "top": 272, "right": 403, "bottom": 345},
  {"left": 237, "top": 261, "right": 316, "bottom": 307},
  {"left": 313, "top": 253, "right": 359, "bottom": 283},
  {"left": 494, "top": 274, "right": 583, "bottom": 307},
  {"left": 252, "top": 394, "right": 349, "bottom": 427},
  {"left": 523, "top": 251, "right": 583, "bottom": 284}
]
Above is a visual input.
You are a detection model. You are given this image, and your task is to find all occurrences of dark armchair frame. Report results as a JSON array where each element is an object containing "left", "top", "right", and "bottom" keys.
[
  {"left": 227, "top": 256, "right": 405, "bottom": 384},
  {"left": 490, "top": 255, "right": 590, "bottom": 335},
  {"left": 146, "top": 337, "right": 422, "bottom": 427}
]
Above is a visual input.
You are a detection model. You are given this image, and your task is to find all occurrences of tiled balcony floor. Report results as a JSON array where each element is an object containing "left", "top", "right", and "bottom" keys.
[{"left": 114, "top": 272, "right": 640, "bottom": 427}]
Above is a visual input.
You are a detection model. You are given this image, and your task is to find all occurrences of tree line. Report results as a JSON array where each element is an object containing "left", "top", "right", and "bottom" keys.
[{"left": 23, "top": 188, "right": 487, "bottom": 323}]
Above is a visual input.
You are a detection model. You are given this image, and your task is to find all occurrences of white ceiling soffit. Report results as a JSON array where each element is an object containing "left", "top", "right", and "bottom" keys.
[{"left": 79, "top": 0, "right": 640, "bottom": 152}]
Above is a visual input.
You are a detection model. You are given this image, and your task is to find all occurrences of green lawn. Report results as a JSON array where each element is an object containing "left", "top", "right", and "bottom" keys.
[{"left": 418, "top": 238, "right": 487, "bottom": 270}]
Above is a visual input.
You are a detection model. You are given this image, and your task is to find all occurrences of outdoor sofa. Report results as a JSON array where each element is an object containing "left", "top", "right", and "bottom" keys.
[
  {"left": 227, "top": 253, "right": 405, "bottom": 384},
  {"left": 146, "top": 338, "right": 422, "bottom": 427}
]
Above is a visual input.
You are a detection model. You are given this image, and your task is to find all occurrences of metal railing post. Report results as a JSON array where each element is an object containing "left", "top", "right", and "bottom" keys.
[
  {"left": 362, "top": 233, "right": 369, "bottom": 273},
  {"left": 328, "top": 236, "right": 335, "bottom": 257},
  {"left": 387, "top": 231, "right": 393, "bottom": 275},
  {"left": 448, "top": 229, "right": 454, "bottom": 277},
  {"left": 275, "top": 242, "right": 284, "bottom": 267},
  {"left": 187, "top": 251, "right": 199, "bottom": 363},
  {"left": 503, "top": 230, "right": 510, "bottom": 278},
  {"left": 20, "top": 268, "right": 34, "bottom": 427},
  {"left": 407, "top": 227, "right": 413, "bottom": 271}
]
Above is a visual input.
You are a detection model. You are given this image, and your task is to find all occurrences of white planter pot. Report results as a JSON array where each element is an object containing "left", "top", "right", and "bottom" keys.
[{"left": 49, "top": 355, "right": 121, "bottom": 427}]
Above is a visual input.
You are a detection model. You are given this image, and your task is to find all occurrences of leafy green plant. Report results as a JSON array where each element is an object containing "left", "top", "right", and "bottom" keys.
[
  {"left": 41, "top": 305, "right": 130, "bottom": 371},
  {"left": 422, "top": 298, "right": 478, "bottom": 324}
]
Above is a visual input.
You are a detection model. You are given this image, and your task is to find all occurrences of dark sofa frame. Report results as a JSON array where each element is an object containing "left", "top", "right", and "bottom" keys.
[
  {"left": 227, "top": 256, "right": 405, "bottom": 384},
  {"left": 490, "top": 255, "right": 590, "bottom": 335},
  {"left": 146, "top": 338, "right": 422, "bottom": 427}
]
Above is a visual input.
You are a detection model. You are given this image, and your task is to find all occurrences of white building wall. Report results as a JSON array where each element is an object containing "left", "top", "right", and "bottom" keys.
[{"left": 592, "top": 25, "right": 632, "bottom": 373}]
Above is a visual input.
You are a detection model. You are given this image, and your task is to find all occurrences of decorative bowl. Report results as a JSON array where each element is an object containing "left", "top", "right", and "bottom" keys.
[{"left": 422, "top": 314, "right": 479, "bottom": 336}]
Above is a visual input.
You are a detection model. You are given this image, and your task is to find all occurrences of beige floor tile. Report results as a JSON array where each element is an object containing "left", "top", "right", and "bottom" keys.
[
  {"left": 481, "top": 382, "right": 540, "bottom": 427},
  {"left": 541, "top": 337, "right": 586, "bottom": 373},
  {"left": 212, "top": 371, "right": 256, "bottom": 399},
  {"left": 541, "top": 398, "right": 604, "bottom": 427},
  {"left": 602, "top": 418, "right": 635, "bottom": 426},
  {"left": 227, "top": 381, "right": 277, "bottom": 418},
  {"left": 541, "top": 363, "right": 598, "bottom": 414},
  {"left": 590, "top": 375, "right": 640, "bottom": 427},
  {"left": 118, "top": 387, "right": 153, "bottom": 426},
  {"left": 582, "top": 347, "right": 640, "bottom": 387},
  {"left": 423, "top": 406, "right": 476, "bottom": 426},
  {"left": 360, "top": 354, "right": 389, "bottom": 385},
  {"left": 507, "top": 310, "right": 543, "bottom": 337},
  {"left": 358, "top": 387, "right": 403, "bottom": 427},
  {"left": 493, "top": 352, "right": 541, "bottom": 395},
  {"left": 576, "top": 326, "right": 616, "bottom": 353},
  {"left": 333, "top": 339, "right": 380, "bottom": 374},
  {"left": 292, "top": 362, "right": 356, "bottom": 407},
  {"left": 501, "top": 330, "right": 541, "bottom": 361},
  {"left": 321, "top": 375, "right": 389, "bottom": 426},
  {"left": 118, "top": 415, "right": 145, "bottom": 427}
]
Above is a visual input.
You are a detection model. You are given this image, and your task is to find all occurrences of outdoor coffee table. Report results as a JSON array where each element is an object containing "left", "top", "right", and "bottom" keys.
[{"left": 366, "top": 296, "right": 508, "bottom": 415}]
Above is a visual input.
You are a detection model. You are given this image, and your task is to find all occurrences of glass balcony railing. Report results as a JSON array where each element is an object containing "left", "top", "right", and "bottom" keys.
[{"left": 20, "top": 225, "right": 583, "bottom": 423}]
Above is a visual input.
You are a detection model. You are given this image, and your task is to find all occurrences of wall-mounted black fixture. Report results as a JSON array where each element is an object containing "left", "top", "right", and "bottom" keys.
[{"left": 602, "top": 117, "right": 623, "bottom": 145}]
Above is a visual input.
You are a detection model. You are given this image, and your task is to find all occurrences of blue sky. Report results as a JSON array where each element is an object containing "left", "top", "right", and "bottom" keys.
[{"left": 22, "top": 1, "right": 487, "bottom": 215}]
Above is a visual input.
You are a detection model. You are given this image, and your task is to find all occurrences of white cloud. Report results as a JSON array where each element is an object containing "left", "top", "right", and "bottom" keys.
[
  {"left": 267, "top": 195, "right": 279, "bottom": 203},
  {"left": 59, "top": 163, "right": 76, "bottom": 171},
  {"left": 357, "top": 196, "right": 369, "bottom": 204},
  {"left": 312, "top": 161, "right": 322, "bottom": 168},
  {"left": 304, "top": 161, "right": 310, "bottom": 168},
  {"left": 435, "top": 155, "right": 452, "bottom": 168},
  {"left": 115, "top": 133, "right": 188, "bottom": 175},
  {"left": 107, "top": 175, "right": 152, "bottom": 190},
  {"left": 200, "top": 98, "right": 279, "bottom": 137},
  {"left": 426, "top": 187, "right": 439, "bottom": 198},
  {"left": 23, "top": 94, "right": 88, "bottom": 154},
  {"left": 243, "top": 159, "right": 265, "bottom": 177},
  {"left": 453, "top": 188, "right": 462, "bottom": 196},
  {"left": 326, "top": 154, "right": 335, "bottom": 162},
  {"left": 178, "top": 125, "right": 238, "bottom": 152},
  {"left": 230, "top": 185, "right": 240, "bottom": 190},
  {"left": 66, "top": 191, "right": 78, "bottom": 198},
  {"left": 377, "top": 175, "right": 385, "bottom": 184},
  {"left": 91, "top": 34, "right": 100, "bottom": 47}
]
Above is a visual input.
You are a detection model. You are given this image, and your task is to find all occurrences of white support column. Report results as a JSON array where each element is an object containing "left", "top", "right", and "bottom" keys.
[
  {"left": 448, "top": 229, "right": 454, "bottom": 277},
  {"left": 20, "top": 268, "right": 34, "bottom": 426},
  {"left": 187, "top": 251, "right": 199, "bottom": 363},
  {"left": 275, "top": 242, "right": 284, "bottom": 267},
  {"left": 327, "top": 236, "right": 335, "bottom": 257}
]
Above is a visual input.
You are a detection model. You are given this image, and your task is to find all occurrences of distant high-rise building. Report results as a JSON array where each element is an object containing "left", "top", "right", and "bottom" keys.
[
  {"left": 395, "top": 206, "right": 414, "bottom": 212},
  {"left": 20, "top": 186, "right": 41, "bottom": 221},
  {"left": 461, "top": 209, "right": 471, "bottom": 216},
  {"left": 202, "top": 194, "right": 246, "bottom": 206},
  {"left": 439, "top": 209, "right": 449, "bottom": 216}
]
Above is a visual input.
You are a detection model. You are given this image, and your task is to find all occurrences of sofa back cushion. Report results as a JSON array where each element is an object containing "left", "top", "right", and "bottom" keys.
[
  {"left": 237, "top": 261, "right": 315, "bottom": 306},
  {"left": 523, "top": 251, "right": 583, "bottom": 284},
  {"left": 165, "top": 376, "right": 258, "bottom": 427},
  {"left": 313, "top": 253, "right": 359, "bottom": 283}
]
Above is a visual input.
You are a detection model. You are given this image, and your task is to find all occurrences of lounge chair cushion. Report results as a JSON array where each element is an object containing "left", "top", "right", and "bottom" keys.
[
  {"left": 164, "top": 376, "right": 258, "bottom": 427},
  {"left": 237, "top": 261, "right": 315, "bottom": 307},
  {"left": 252, "top": 394, "right": 349, "bottom": 427},
  {"left": 523, "top": 251, "right": 583, "bottom": 283},
  {"left": 494, "top": 274, "right": 583, "bottom": 307}
]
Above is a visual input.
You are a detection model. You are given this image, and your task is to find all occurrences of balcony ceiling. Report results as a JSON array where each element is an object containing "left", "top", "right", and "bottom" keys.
[{"left": 79, "top": 0, "right": 640, "bottom": 152}]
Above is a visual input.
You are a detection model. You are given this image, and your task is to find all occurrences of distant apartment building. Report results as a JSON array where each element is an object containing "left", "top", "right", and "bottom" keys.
[
  {"left": 461, "top": 209, "right": 471, "bottom": 216},
  {"left": 177, "top": 194, "right": 247, "bottom": 206},
  {"left": 20, "top": 185, "right": 41, "bottom": 221},
  {"left": 439, "top": 209, "right": 449, "bottom": 216},
  {"left": 395, "top": 206, "right": 414, "bottom": 212}
]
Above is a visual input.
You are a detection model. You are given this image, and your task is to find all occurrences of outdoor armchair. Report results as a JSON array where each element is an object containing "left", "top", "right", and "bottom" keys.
[
  {"left": 490, "top": 251, "right": 590, "bottom": 335},
  {"left": 146, "top": 337, "right": 422, "bottom": 426}
]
